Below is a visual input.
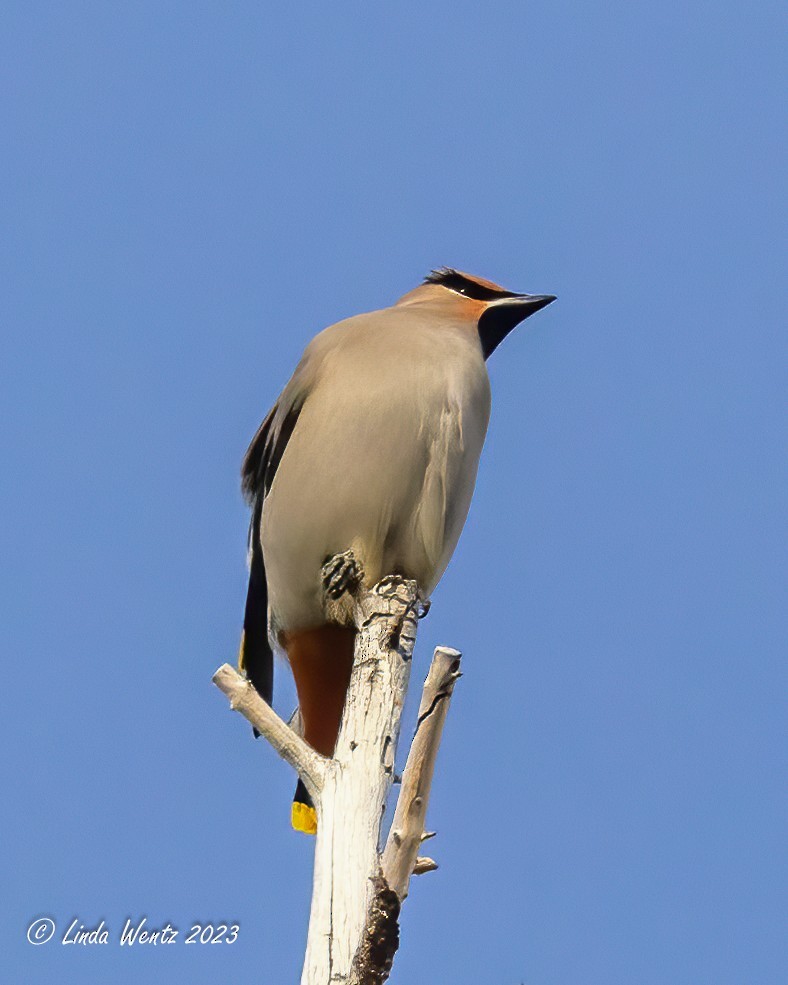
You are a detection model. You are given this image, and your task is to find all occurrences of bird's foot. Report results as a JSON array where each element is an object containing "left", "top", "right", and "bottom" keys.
[
  {"left": 322, "top": 550, "right": 364, "bottom": 600},
  {"left": 376, "top": 576, "right": 430, "bottom": 617}
]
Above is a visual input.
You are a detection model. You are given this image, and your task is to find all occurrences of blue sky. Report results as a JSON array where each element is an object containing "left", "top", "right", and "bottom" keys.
[{"left": 1, "top": 2, "right": 785, "bottom": 983}]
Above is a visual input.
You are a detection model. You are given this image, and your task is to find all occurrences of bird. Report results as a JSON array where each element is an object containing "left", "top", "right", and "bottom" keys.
[{"left": 237, "top": 267, "right": 555, "bottom": 833}]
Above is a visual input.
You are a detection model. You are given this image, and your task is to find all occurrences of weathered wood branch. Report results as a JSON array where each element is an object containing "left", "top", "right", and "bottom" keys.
[
  {"left": 213, "top": 573, "right": 462, "bottom": 985},
  {"left": 304, "top": 576, "right": 420, "bottom": 985},
  {"left": 212, "top": 663, "right": 326, "bottom": 800},
  {"left": 382, "top": 646, "right": 462, "bottom": 900}
]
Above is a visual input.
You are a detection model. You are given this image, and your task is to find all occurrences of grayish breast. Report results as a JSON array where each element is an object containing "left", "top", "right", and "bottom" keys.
[{"left": 261, "top": 307, "right": 491, "bottom": 635}]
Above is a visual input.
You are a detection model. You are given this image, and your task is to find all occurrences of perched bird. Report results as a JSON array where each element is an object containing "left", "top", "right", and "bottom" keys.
[{"left": 238, "top": 268, "right": 555, "bottom": 832}]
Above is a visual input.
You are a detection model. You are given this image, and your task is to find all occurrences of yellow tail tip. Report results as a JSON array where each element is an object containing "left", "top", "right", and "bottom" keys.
[{"left": 291, "top": 801, "right": 318, "bottom": 835}]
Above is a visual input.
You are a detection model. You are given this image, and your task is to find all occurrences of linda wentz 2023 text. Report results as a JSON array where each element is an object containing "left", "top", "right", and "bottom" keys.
[{"left": 62, "top": 917, "right": 240, "bottom": 945}]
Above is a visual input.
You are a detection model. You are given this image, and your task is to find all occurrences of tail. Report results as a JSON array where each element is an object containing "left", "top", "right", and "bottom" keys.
[
  {"left": 292, "top": 778, "right": 317, "bottom": 834},
  {"left": 283, "top": 624, "right": 356, "bottom": 834},
  {"left": 238, "top": 500, "right": 273, "bottom": 715}
]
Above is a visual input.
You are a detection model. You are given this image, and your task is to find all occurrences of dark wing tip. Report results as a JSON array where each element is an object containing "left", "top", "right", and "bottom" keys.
[
  {"left": 240, "top": 472, "right": 257, "bottom": 505},
  {"left": 241, "top": 400, "right": 304, "bottom": 506},
  {"left": 241, "top": 416, "right": 272, "bottom": 505}
]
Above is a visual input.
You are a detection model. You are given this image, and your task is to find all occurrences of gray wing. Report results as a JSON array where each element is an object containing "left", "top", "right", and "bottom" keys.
[
  {"left": 238, "top": 353, "right": 316, "bottom": 709},
  {"left": 241, "top": 344, "right": 320, "bottom": 502},
  {"left": 241, "top": 398, "right": 303, "bottom": 502}
]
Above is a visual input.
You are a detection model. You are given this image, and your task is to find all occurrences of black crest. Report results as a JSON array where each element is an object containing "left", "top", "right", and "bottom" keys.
[{"left": 424, "top": 267, "right": 517, "bottom": 303}]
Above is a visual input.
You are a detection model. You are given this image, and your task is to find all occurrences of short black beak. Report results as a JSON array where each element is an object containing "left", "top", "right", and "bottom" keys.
[
  {"left": 513, "top": 293, "right": 557, "bottom": 314},
  {"left": 478, "top": 293, "right": 556, "bottom": 359}
]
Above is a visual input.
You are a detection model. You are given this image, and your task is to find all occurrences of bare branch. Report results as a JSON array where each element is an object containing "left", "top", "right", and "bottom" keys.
[
  {"left": 302, "top": 576, "right": 420, "bottom": 984},
  {"left": 212, "top": 663, "right": 326, "bottom": 800},
  {"left": 382, "top": 645, "right": 462, "bottom": 900},
  {"left": 214, "top": 572, "right": 463, "bottom": 984},
  {"left": 412, "top": 857, "right": 438, "bottom": 875}
]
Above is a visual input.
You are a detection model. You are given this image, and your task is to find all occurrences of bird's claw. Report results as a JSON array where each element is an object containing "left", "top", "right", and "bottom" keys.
[{"left": 322, "top": 550, "right": 363, "bottom": 600}]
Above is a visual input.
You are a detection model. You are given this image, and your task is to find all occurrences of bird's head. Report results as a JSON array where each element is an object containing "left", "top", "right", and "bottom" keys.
[{"left": 397, "top": 267, "right": 556, "bottom": 359}]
